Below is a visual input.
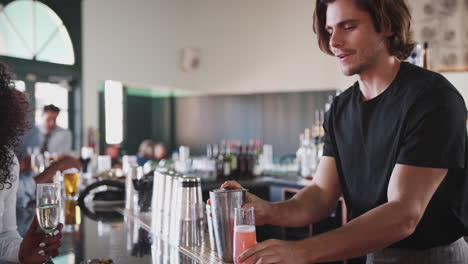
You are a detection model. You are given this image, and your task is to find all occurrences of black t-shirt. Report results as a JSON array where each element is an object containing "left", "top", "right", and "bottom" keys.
[{"left": 323, "top": 62, "right": 468, "bottom": 249}]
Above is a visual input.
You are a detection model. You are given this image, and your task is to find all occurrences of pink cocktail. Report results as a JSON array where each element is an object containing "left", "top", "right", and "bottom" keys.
[
  {"left": 233, "top": 225, "right": 256, "bottom": 263},
  {"left": 233, "top": 207, "right": 256, "bottom": 264}
]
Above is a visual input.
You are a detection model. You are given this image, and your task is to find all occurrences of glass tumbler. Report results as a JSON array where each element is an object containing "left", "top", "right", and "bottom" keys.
[{"left": 233, "top": 207, "right": 256, "bottom": 264}]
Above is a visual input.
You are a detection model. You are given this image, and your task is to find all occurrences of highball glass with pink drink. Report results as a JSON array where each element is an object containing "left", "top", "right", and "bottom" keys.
[{"left": 233, "top": 207, "right": 256, "bottom": 264}]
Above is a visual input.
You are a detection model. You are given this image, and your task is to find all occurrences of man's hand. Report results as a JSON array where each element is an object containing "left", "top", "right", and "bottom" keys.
[
  {"left": 35, "top": 156, "right": 82, "bottom": 184},
  {"left": 19, "top": 156, "right": 32, "bottom": 173},
  {"left": 239, "top": 239, "right": 309, "bottom": 264},
  {"left": 52, "top": 156, "right": 82, "bottom": 172},
  {"left": 19, "top": 217, "right": 63, "bottom": 264},
  {"left": 221, "top": 181, "right": 273, "bottom": 226}
]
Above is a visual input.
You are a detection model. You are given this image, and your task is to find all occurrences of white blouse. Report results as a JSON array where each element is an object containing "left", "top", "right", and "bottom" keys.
[{"left": 0, "top": 155, "right": 22, "bottom": 263}]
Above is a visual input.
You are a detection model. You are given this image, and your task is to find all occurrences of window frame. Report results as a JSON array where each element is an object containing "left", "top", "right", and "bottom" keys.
[{"left": 0, "top": 0, "right": 82, "bottom": 149}]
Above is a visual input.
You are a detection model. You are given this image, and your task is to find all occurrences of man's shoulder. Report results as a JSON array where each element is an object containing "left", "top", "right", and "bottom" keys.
[
  {"left": 397, "top": 63, "right": 464, "bottom": 107},
  {"left": 53, "top": 126, "right": 72, "bottom": 136},
  {"left": 331, "top": 83, "right": 357, "bottom": 110}
]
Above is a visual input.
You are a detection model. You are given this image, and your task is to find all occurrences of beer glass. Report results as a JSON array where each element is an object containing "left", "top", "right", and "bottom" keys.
[
  {"left": 64, "top": 200, "right": 81, "bottom": 232},
  {"left": 233, "top": 207, "right": 256, "bottom": 264},
  {"left": 63, "top": 168, "right": 80, "bottom": 200}
]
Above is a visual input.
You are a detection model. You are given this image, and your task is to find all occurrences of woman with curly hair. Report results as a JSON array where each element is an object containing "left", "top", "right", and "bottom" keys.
[{"left": 0, "top": 62, "right": 63, "bottom": 263}]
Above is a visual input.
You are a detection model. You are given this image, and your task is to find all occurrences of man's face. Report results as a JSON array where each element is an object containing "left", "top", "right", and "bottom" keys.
[
  {"left": 325, "top": 0, "right": 389, "bottom": 76},
  {"left": 43, "top": 111, "right": 59, "bottom": 132}
]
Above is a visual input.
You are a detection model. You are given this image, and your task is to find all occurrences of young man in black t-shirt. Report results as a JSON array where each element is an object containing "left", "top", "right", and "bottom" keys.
[{"left": 222, "top": 0, "right": 468, "bottom": 263}]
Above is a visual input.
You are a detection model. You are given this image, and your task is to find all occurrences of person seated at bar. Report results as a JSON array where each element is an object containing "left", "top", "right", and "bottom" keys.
[
  {"left": 136, "top": 139, "right": 166, "bottom": 166},
  {"left": 0, "top": 62, "right": 64, "bottom": 263},
  {"left": 221, "top": 0, "right": 468, "bottom": 263},
  {"left": 154, "top": 142, "right": 167, "bottom": 161}
]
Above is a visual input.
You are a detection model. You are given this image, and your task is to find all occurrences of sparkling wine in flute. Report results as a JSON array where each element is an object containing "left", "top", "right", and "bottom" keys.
[{"left": 37, "top": 203, "right": 60, "bottom": 234}]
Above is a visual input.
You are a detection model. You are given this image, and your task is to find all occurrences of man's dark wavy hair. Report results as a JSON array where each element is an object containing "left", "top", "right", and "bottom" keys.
[
  {"left": 313, "top": 0, "right": 415, "bottom": 60},
  {"left": 0, "top": 62, "right": 29, "bottom": 190}
]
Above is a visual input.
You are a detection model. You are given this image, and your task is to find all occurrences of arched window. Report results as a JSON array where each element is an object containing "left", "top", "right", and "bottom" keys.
[{"left": 0, "top": 0, "right": 75, "bottom": 65}]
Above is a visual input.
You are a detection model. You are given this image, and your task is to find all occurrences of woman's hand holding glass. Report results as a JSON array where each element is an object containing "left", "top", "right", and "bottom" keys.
[
  {"left": 18, "top": 217, "right": 63, "bottom": 264},
  {"left": 28, "top": 183, "right": 63, "bottom": 263}
]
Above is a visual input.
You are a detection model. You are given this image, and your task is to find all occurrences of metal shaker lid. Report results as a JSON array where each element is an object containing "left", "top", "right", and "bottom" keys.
[
  {"left": 210, "top": 188, "right": 248, "bottom": 193},
  {"left": 168, "top": 170, "right": 184, "bottom": 177},
  {"left": 156, "top": 167, "right": 168, "bottom": 173},
  {"left": 180, "top": 176, "right": 200, "bottom": 187}
]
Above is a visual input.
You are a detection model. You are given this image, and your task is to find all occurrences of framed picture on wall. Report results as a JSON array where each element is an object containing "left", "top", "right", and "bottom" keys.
[{"left": 410, "top": 0, "right": 468, "bottom": 72}]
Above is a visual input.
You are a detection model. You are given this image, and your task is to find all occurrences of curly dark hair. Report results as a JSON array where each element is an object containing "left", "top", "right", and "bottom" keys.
[
  {"left": 0, "top": 62, "right": 29, "bottom": 190},
  {"left": 313, "top": 0, "right": 416, "bottom": 60}
]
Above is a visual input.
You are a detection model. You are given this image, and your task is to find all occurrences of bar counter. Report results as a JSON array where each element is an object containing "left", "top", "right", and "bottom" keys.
[
  {"left": 17, "top": 203, "right": 229, "bottom": 264},
  {"left": 16, "top": 174, "right": 311, "bottom": 263}
]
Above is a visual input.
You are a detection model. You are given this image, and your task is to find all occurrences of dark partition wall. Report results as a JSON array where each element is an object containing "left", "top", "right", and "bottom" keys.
[
  {"left": 122, "top": 93, "right": 173, "bottom": 155},
  {"left": 113, "top": 89, "right": 336, "bottom": 156},
  {"left": 175, "top": 90, "right": 336, "bottom": 156}
]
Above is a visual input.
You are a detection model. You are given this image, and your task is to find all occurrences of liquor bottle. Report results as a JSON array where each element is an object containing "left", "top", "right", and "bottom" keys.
[
  {"left": 300, "top": 128, "right": 314, "bottom": 178},
  {"left": 206, "top": 144, "right": 213, "bottom": 160},
  {"left": 224, "top": 143, "right": 232, "bottom": 177},
  {"left": 247, "top": 144, "right": 255, "bottom": 177},
  {"left": 214, "top": 144, "right": 224, "bottom": 179},
  {"left": 423, "top": 42, "right": 429, "bottom": 69},
  {"left": 229, "top": 141, "right": 238, "bottom": 176},
  {"left": 252, "top": 140, "right": 263, "bottom": 176},
  {"left": 296, "top": 133, "right": 305, "bottom": 175},
  {"left": 313, "top": 110, "right": 325, "bottom": 171},
  {"left": 238, "top": 145, "right": 248, "bottom": 175}
]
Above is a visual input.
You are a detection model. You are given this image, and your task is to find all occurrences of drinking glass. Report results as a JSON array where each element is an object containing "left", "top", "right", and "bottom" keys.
[
  {"left": 64, "top": 200, "right": 81, "bottom": 232},
  {"left": 97, "top": 155, "right": 112, "bottom": 173},
  {"left": 31, "top": 153, "right": 45, "bottom": 175},
  {"left": 63, "top": 168, "right": 80, "bottom": 200},
  {"left": 233, "top": 207, "right": 256, "bottom": 264},
  {"left": 44, "top": 152, "right": 59, "bottom": 167},
  {"left": 36, "top": 183, "right": 61, "bottom": 263}
]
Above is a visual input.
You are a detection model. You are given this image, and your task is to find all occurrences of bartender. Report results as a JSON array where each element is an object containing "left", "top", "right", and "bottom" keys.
[{"left": 225, "top": 0, "right": 468, "bottom": 263}]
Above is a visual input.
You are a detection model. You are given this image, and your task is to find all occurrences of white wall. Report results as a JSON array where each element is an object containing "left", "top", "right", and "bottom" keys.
[
  {"left": 82, "top": 0, "right": 468, "bottom": 137},
  {"left": 83, "top": 0, "right": 188, "bottom": 131},
  {"left": 82, "top": 0, "right": 351, "bottom": 133},
  {"left": 443, "top": 73, "right": 468, "bottom": 101}
]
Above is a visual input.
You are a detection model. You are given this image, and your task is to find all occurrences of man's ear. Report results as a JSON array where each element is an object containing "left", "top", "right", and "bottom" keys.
[{"left": 382, "top": 25, "right": 394, "bottom": 38}]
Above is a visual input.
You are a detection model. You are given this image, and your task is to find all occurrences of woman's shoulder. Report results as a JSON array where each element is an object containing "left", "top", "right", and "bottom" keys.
[{"left": 0, "top": 150, "right": 20, "bottom": 193}]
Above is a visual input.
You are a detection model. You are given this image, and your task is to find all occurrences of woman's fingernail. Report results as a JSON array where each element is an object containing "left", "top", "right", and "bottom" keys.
[
  {"left": 39, "top": 242, "right": 46, "bottom": 247},
  {"left": 38, "top": 250, "right": 45, "bottom": 256},
  {"left": 53, "top": 230, "right": 59, "bottom": 236}
]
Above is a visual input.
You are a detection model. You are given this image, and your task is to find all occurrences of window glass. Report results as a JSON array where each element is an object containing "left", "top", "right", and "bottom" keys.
[
  {"left": 35, "top": 82, "right": 68, "bottom": 129},
  {"left": 36, "top": 25, "right": 75, "bottom": 65},
  {"left": 0, "top": 0, "right": 75, "bottom": 65},
  {"left": 104, "top": 81, "right": 124, "bottom": 145},
  {"left": 0, "top": 13, "right": 33, "bottom": 59},
  {"left": 35, "top": 2, "right": 62, "bottom": 52}
]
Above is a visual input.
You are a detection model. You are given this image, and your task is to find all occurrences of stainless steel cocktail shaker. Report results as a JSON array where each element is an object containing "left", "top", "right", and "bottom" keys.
[{"left": 209, "top": 188, "right": 247, "bottom": 262}]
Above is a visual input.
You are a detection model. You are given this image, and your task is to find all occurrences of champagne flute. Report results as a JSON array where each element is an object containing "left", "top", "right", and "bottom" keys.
[
  {"left": 233, "top": 207, "right": 256, "bottom": 264},
  {"left": 36, "top": 183, "right": 61, "bottom": 263}
]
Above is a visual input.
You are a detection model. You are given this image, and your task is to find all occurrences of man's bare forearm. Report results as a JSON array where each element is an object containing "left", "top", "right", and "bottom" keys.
[
  {"left": 267, "top": 184, "right": 341, "bottom": 227},
  {"left": 297, "top": 201, "right": 418, "bottom": 263}
]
